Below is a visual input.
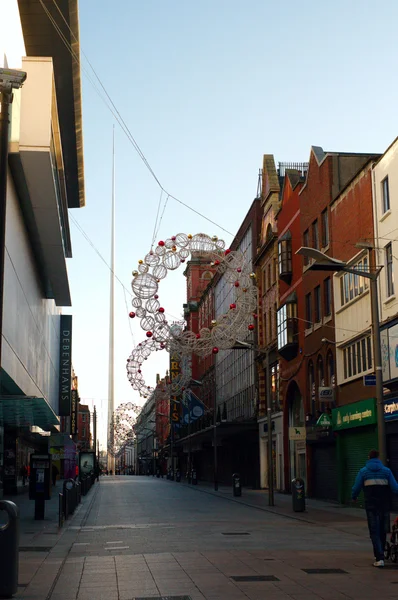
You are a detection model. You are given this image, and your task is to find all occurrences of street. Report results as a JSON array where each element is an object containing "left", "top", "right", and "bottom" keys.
[{"left": 13, "top": 476, "right": 398, "bottom": 600}]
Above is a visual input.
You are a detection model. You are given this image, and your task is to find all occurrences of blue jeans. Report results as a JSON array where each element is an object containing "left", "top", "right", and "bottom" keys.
[{"left": 366, "top": 509, "right": 387, "bottom": 561}]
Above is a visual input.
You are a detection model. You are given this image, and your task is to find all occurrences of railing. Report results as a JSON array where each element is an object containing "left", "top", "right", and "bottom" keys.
[
  {"left": 58, "top": 473, "right": 96, "bottom": 528},
  {"left": 278, "top": 162, "right": 309, "bottom": 177}
]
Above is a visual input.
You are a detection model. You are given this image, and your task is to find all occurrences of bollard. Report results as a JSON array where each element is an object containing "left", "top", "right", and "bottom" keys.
[
  {"left": 291, "top": 478, "right": 306, "bottom": 512},
  {"left": 58, "top": 493, "right": 64, "bottom": 528},
  {"left": 191, "top": 469, "right": 197, "bottom": 485},
  {"left": 176, "top": 469, "right": 181, "bottom": 482},
  {"left": 63, "top": 479, "right": 76, "bottom": 517},
  {"left": 232, "top": 473, "right": 242, "bottom": 497},
  {"left": 0, "top": 500, "right": 19, "bottom": 597}
]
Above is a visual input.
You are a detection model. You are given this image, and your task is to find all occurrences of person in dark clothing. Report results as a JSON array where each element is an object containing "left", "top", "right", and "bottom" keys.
[
  {"left": 52, "top": 463, "right": 59, "bottom": 486},
  {"left": 352, "top": 449, "right": 398, "bottom": 567}
]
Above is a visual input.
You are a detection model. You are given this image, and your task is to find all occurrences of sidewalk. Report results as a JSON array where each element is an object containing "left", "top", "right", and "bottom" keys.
[
  {"left": 1, "top": 478, "right": 99, "bottom": 597},
  {"left": 177, "top": 478, "right": 398, "bottom": 535}
]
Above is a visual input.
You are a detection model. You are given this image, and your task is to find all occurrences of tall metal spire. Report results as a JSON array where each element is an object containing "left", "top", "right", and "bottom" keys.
[{"left": 107, "top": 126, "right": 115, "bottom": 472}]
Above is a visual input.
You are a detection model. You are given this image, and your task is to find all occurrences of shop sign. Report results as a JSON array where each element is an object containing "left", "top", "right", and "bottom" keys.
[
  {"left": 170, "top": 352, "right": 182, "bottom": 434},
  {"left": 71, "top": 389, "right": 78, "bottom": 435},
  {"left": 381, "top": 324, "right": 398, "bottom": 383},
  {"left": 289, "top": 426, "right": 306, "bottom": 441},
  {"left": 319, "top": 387, "right": 334, "bottom": 402},
  {"left": 332, "top": 398, "right": 376, "bottom": 431},
  {"left": 59, "top": 315, "right": 72, "bottom": 416},
  {"left": 316, "top": 413, "right": 332, "bottom": 427},
  {"left": 384, "top": 399, "right": 398, "bottom": 421}
]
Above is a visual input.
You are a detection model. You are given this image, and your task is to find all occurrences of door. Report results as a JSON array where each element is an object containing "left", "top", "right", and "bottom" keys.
[
  {"left": 312, "top": 444, "right": 338, "bottom": 501},
  {"left": 388, "top": 435, "right": 398, "bottom": 511}
]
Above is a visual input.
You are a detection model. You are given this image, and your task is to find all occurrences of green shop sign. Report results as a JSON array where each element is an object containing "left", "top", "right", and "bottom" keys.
[{"left": 332, "top": 398, "right": 377, "bottom": 431}]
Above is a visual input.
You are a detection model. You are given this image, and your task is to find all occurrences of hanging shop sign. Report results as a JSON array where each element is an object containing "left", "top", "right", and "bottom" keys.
[
  {"left": 169, "top": 352, "right": 182, "bottom": 433},
  {"left": 332, "top": 398, "right": 376, "bottom": 431},
  {"left": 289, "top": 427, "right": 306, "bottom": 441},
  {"left": 71, "top": 389, "right": 78, "bottom": 435},
  {"left": 316, "top": 413, "right": 332, "bottom": 427},
  {"left": 319, "top": 387, "right": 334, "bottom": 402},
  {"left": 59, "top": 315, "right": 72, "bottom": 416}
]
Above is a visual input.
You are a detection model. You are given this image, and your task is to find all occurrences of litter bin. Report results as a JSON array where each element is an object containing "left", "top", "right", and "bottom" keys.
[
  {"left": 0, "top": 500, "right": 19, "bottom": 597},
  {"left": 232, "top": 473, "right": 241, "bottom": 497},
  {"left": 292, "top": 478, "right": 305, "bottom": 512},
  {"left": 191, "top": 469, "right": 197, "bottom": 485},
  {"left": 176, "top": 469, "right": 181, "bottom": 482}
]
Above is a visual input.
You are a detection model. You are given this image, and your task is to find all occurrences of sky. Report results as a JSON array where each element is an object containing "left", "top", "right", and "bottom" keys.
[{"left": 64, "top": 0, "right": 398, "bottom": 446}]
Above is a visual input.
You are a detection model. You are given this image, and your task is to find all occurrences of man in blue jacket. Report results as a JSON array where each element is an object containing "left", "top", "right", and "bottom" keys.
[{"left": 352, "top": 449, "right": 398, "bottom": 567}]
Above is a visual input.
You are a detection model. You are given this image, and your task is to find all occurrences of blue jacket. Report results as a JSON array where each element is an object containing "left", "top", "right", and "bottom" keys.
[{"left": 352, "top": 458, "right": 398, "bottom": 510}]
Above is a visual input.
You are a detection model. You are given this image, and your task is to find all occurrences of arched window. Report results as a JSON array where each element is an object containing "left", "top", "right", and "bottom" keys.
[
  {"left": 308, "top": 361, "right": 315, "bottom": 418},
  {"left": 201, "top": 271, "right": 213, "bottom": 281},
  {"left": 317, "top": 355, "right": 324, "bottom": 388},
  {"left": 266, "top": 223, "right": 273, "bottom": 240},
  {"left": 327, "top": 351, "right": 335, "bottom": 387}
]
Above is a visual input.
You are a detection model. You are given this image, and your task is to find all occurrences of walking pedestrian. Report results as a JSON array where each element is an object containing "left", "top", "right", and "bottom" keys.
[
  {"left": 51, "top": 463, "right": 59, "bottom": 486},
  {"left": 352, "top": 449, "right": 398, "bottom": 567}
]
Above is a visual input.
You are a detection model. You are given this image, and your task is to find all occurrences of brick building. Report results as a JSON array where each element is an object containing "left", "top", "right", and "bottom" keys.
[
  {"left": 77, "top": 404, "right": 91, "bottom": 451},
  {"left": 275, "top": 165, "right": 308, "bottom": 492},
  {"left": 298, "top": 146, "right": 377, "bottom": 499}
]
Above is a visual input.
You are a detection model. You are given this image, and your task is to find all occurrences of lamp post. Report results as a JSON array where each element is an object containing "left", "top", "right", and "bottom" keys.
[{"left": 297, "top": 247, "right": 386, "bottom": 463}]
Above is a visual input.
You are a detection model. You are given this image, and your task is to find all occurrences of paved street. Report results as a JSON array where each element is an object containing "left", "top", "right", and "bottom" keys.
[{"left": 13, "top": 476, "right": 398, "bottom": 600}]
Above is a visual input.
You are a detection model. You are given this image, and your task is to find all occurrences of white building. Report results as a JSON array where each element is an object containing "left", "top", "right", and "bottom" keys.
[{"left": 0, "top": 0, "right": 84, "bottom": 494}]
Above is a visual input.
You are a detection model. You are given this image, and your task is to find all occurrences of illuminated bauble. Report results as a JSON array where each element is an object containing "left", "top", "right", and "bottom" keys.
[
  {"left": 132, "top": 270, "right": 138, "bottom": 276},
  {"left": 230, "top": 303, "right": 236, "bottom": 310},
  {"left": 158, "top": 307, "right": 165, "bottom": 313},
  {"left": 214, "top": 260, "right": 220, "bottom": 266},
  {"left": 188, "top": 234, "right": 192, "bottom": 239},
  {"left": 138, "top": 259, "right": 143, "bottom": 264},
  {"left": 154, "top": 294, "right": 159, "bottom": 299},
  {"left": 250, "top": 272, "right": 257, "bottom": 279},
  {"left": 248, "top": 324, "right": 255, "bottom": 331},
  {"left": 196, "top": 333, "right": 201, "bottom": 339},
  {"left": 211, "top": 320, "right": 217, "bottom": 326},
  {"left": 129, "top": 312, "right": 136, "bottom": 318},
  {"left": 237, "top": 268, "right": 242, "bottom": 273},
  {"left": 253, "top": 313, "right": 258, "bottom": 319},
  {"left": 225, "top": 249, "right": 231, "bottom": 255},
  {"left": 212, "top": 347, "right": 219, "bottom": 354},
  {"left": 171, "top": 236, "right": 176, "bottom": 241},
  {"left": 158, "top": 240, "right": 165, "bottom": 246},
  {"left": 234, "top": 281, "right": 240, "bottom": 287},
  {"left": 212, "top": 236, "right": 218, "bottom": 242},
  {"left": 146, "top": 331, "right": 153, "bottom": 338}
]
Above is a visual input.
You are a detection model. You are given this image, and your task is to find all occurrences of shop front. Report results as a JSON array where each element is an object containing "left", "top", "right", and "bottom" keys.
[
  {"left": 384, "top": 398, "right": 398, "bottom": 510},
  {"left": 333, "top": 398, "right": 377, "bottom": 505},
  {"left": 258, "top": 411, "right": 283, "bottom": 491}
]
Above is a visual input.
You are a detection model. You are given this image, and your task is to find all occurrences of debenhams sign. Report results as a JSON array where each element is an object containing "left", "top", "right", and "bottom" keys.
[{"left": 59, "top": 315, "right": 72, "bottom": 416}]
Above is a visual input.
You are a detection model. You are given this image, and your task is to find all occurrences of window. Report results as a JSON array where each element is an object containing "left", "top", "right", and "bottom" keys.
[
  {"left": 82, "top": 427, "right": 86, "bottom": 437},
  {"left": 342, "top": 334, "right": 372, "bottom": 381},
  {"left": 382, "top": 176, "right": 390, "bottom": 213},
  {"left": 340, "top": 255, "right": 370, "bottom": 306},
  {"left": 277, "top": 302, "right": 298, "bottom": 349},
  {"left": 327, "top": 352, "right": 335, "bottom": 386},
  {"left": 268, "top": 263, "right": 272, "bottom": 289},
  {"left": 324, "top": 278, "right": 331, "bottom": 316},
  {"left": 278, "top": 237, "right": 292, "bottom": 278},
  {"left": 269, "top": 308, "right": 273, "bottom": 341},
  {"left": 317, "top": 355, "right": 324, "bottom": 387},
  {"left": 263, "top": 268, "right": 267, "bottom": 291},
  {"left": 82, "top": 414, "right": 86, "bottom": 422},
  {"left": 305, "top": 293, "right": 312, "bottom": 329},
  {"left": 303, "top": 229, "right": 309, "bottom": 265},
  {"left": 270, "top": 363, "right": 280, "bottom": 410},
  {"left": 386, "top": 243, "right": 394, "bottom": 297},
  {"left": 312, "top": 220, "right": 319, "bottom": 249},
  {"left": 314, "top": 286, "right": 321, "bottom": 323},
  {"left": 308, "top": 361, "right": 315, "bottom": 415},
  {"left": 321, "top": 209, "right": 329, "bottom": 248}
]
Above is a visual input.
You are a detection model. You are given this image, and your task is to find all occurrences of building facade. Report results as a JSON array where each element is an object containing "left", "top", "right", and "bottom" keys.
[{"left": 0, "top": 0, "right": 84, "bottom": 494}]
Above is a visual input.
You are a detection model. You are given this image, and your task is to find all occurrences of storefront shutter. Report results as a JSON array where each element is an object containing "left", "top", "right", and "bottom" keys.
[
  {"left": 313, "top": 445, "right": 338, "bottom": 501},
  {"left": 341, "top": 427, "right": 378, "bottom": 505},
  {"left": 388, "top": 435, "right": 398, "bottom": 511}
]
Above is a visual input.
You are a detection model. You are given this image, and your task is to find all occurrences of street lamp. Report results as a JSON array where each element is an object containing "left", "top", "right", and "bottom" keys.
[{"left": 296, "top": 247, "right": 386, "bottom": 463}]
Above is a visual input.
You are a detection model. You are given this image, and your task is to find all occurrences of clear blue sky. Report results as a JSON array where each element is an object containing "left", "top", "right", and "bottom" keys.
[{"left": 65, "top": 0, "right": 398, "bottom": 446}]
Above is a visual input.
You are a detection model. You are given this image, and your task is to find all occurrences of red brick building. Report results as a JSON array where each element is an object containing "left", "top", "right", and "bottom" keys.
[
  {"left": 298, "top": 146, "right": 377, "bottom": 500},
  {"left": 275, "top": 166, "right": 307, "bottom": 492}
]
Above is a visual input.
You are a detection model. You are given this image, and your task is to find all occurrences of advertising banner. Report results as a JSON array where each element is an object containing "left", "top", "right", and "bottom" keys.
[
  {"left": 169, "top": 352, "right": 182, "bottom": 438},
  {"left": 71, "top": 390, "right": 78, "bottom": 436},
  {"left": 59, "top": 315, "right": 72, "bottom": 416},
  {"left": 181, "top": 391, "right": 206, "bottom": 425},
  {"left": 79, "top": 451, "right": 95, "bottom": 476}
]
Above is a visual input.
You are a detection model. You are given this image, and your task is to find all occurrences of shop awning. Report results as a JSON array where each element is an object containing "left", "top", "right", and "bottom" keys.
[{"left": 0, "top": 396, "right": 60, "bottom": 430}]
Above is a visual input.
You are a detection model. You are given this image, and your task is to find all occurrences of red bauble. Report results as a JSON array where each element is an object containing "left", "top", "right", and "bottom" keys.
[
  {"left": 234, "top": 281, "right": 240, "bottom": 287},
  {"left": 129, "top": 311, "right": 135, "bottom": 318},
  {"left": 196, "top": 333, "right": 201, "bottom": 339},
  {"left": 253, "top": 313, "right": 258, "bottom": 319},
  {"left": 158, "top": 307, "right": 165, "bottom": 313},
  {"left": 146, "top": 331, "right": 153, "bottom": 337},
  {"left": 154, "top": 294, "right": 159, "bottom": 299},
  {"left": 181, "top": 259, "right": 185, "bottom": 263},
  {"left": 225, "top": 249, "right": 231, "bottom": 256},
  {"left": 138, "top": 370, "right": 141, "bottom": 374},
  {"left": 214, "top": 260, "right": 220, "bottom": 266},
  {"left": 171, "top": 236, "right": 176, "bottom": 241},
  {"left": 248, "top": 324, "right": 255, "bottom": 331},
  {"left": 212, "top": 347, "right": 219, "bottom": 354},
  {"left": 158, "top": 240, "right": 165, "bottom": 246},
  {"left": 230, "top": 303, "right": 236, "bottom": 310},
  {"left": 237, "top": 267, "right": 242, "bottom": 273},
  {"left": 160, "top": 343, "right": 165, "bottom": 349},
  {"left": 182, "top": 387, "right": 185, "bottom": 391}
]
